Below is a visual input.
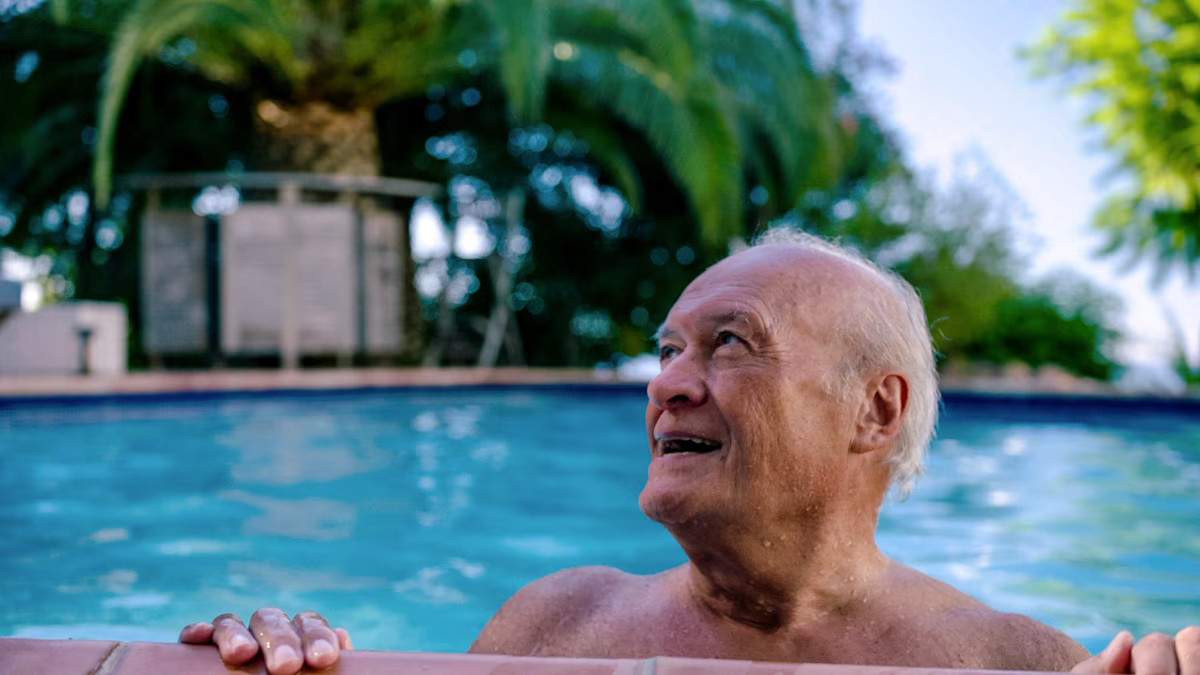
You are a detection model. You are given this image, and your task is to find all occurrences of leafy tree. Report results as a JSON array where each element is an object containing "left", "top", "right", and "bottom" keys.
[
  {"left": 879, "top": 152, "right": 1123, "bottom": 380},
  {"left": 857, "top": 154, "right": 1020, "bottom": 356},
  {"left": 964, "top": 273, "right": 1122, "bottom": 381},
  {"left": 1027, "top": 0, "right": 1200, "bottom": 281}
]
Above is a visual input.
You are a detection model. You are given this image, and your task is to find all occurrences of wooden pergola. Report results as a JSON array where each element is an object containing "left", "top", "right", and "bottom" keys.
[{"left": 120, "top": 172, "right": 442, "bottom": 369}]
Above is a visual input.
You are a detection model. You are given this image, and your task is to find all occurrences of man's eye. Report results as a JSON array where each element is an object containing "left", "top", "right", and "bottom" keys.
[
  {"left": 659, "top": 344, "right": 680, "bottom": 361},
  {"left": 716, "top": 331, "right": 743, "bottom": 347}
]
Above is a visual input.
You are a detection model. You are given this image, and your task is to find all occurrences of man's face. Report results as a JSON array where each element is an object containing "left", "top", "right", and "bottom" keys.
[{"left": 639, "top": 246, "right": 866, "bottom": 528}]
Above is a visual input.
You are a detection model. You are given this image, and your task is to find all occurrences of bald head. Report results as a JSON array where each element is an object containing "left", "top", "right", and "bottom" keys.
[{"left": 679, "top": 243, "right": 871, "bottom": 336}]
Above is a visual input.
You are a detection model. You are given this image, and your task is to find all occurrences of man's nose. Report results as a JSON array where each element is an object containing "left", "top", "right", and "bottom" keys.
[{"left": 647, "top": 352, "right": 707, "bottom": 409}]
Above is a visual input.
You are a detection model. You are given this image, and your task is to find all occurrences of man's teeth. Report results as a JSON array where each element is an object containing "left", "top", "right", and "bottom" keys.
[{"left": 660, "top": 437, "right": 722, "bottom": 454}]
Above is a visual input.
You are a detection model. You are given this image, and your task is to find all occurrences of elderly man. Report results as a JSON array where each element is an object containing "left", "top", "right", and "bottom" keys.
[{"left": 182, "top": 232, "right": 1199, "bottom": 675}]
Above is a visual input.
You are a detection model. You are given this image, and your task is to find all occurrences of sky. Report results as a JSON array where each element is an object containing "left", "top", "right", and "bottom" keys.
[{"left": 857, "top": 0, "right": 1198, "bottom": 377}]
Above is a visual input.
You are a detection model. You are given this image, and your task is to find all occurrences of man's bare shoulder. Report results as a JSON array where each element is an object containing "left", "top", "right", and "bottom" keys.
[
  {"left": 878, "top": 564, "right": 1088, "bottom": 670},
  {"left": 469, "top": 566, "right": 646, "bottom": 656},
  {"left": 913, "top": 606, "right": 1089, "bottom": 671},
  {"left": 979, "top": 610, "right": 1090, "bottom": 671}
]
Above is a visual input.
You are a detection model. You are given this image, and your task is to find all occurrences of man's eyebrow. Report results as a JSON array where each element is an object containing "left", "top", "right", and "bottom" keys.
[
  {"left": 653, "top": 324, "right": 675, "bottom": 344},
  {"left": 653, "top": 311, "right": 758, "bottom": 344},
  {"left": 710, "top": 311, "right": 755, "bottom": 330}
]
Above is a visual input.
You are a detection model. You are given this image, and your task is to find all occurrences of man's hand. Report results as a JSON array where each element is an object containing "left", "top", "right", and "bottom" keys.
[
  {"left": 179, "top": 608, "right": 353, "bottom": 675},
  {"left": 1073, "top": 628, "right": 1199, "bottom": 675}
]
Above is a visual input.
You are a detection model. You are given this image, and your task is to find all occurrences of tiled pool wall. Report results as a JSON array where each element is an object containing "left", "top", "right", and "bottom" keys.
[
  {"left": 3, "top": 366, "right": 1199, "bottom": 430},
  {"left": 0, "top": 637, "right": 1067, "bottom": 675}
]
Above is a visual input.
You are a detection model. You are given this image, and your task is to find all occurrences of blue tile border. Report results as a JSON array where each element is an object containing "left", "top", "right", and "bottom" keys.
[{"left": 0, "top": 378, "right": 1196, "bottom": 415}]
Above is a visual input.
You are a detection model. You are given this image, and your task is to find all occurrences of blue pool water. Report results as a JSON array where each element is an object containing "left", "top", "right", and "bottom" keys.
[{"left": 1, "top": 386, "right": 1197, "bottom": 654}]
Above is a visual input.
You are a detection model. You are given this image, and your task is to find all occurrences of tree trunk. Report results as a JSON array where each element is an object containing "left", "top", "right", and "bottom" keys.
[
  {"left": 477, "top": 189, "right": 526, "bottom": 368},
  {"left": 423, "top": 258, "right": 458, "bottom": 367},
  {"left": 252, "top": 100, "right": 381, "bottom": 175}
]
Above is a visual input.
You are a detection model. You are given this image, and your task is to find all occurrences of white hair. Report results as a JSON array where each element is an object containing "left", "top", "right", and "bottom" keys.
[{"left": 751, "top": 228, "right": 939, "bottom": 499}]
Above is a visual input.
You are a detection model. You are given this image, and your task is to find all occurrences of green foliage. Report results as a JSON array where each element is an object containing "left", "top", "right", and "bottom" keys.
[
  {"left": 876, "top": 154, "right": 1123, "bottom": 381},
  {"left": 0, "top": 16, "right": 106, "bottom": 251},
  {"left": 888, "top": 160, "right": 1024, "bottom": 354},
  {"left": 541, "top": 0, "right": 841, "bottom": 248},
  {"left": 378, "top": 81, "right": 725, "bottom": 366},
  {"left": 1166, "top": 311, "right": 1200, "bottom": 387},
  {"left": 1026, "top": 0, "right": 1200, "bottom": 281},
  {"left": 59, "top": 0, "right": 463, "bottom": 204},
  {"left": 0, "top": 9, "right": 248, "bottom": 289},
  {"left": 964, "top": 274, "right": 1122, "bottom": 381}
]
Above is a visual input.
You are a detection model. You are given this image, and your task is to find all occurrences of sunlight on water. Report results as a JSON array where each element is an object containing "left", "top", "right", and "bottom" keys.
[{"left": 880, "top": 399, "right": 1200, "bottom": 650}]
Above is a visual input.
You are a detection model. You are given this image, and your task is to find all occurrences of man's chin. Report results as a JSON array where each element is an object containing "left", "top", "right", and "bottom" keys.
[{"left": 639, "top": 483, "right": 701, "bottom": 526}]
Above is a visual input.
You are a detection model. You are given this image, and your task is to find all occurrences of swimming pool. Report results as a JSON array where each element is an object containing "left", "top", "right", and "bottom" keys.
[{"left": 1, "top": 386, "right": 1197, "bottom": 654}]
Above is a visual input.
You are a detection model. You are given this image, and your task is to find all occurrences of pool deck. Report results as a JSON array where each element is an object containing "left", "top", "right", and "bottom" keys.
[
  {"left": 0, "top": 367, "right": 625, "bottom": 399},
  {"left": 0, "top": 638, "right": 1068, "bottom": 675},
  {"left": 0, "top": 366, "right": 1192, "bottom": 400}
]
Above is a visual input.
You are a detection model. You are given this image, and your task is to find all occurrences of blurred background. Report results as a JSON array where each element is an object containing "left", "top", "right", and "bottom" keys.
[{"left": 1, "top": 0, "right": 1197, "bottom": 391}]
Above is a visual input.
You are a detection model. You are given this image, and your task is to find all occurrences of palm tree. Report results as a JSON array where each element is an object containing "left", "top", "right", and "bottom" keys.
[
  {"left": 82, "top": 0, "right": 836, "bottom": 237},
  {"left": 77, "top": 0, "right": 465, "bottom": 205}
]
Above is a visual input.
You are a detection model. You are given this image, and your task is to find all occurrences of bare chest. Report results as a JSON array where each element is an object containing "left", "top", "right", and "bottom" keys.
[{"left": 533, "top": 597, "right": 995, "bottom": 669}]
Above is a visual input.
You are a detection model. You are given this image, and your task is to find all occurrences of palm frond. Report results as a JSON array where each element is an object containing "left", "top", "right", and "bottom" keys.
[
  {"left": 92, "top": 0, "right": 300, "bottom": 205},
  {"left": 544, "top": 105, "right": 644, "bottom": 213},
  {"left": 478, "top": 0, "right": 550, "bottom": 122},
  {"left": 553, "top": 41, "right": 742, "bottom": 248}
]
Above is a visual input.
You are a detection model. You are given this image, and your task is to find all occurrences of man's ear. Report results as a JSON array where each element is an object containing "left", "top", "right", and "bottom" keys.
[{"left": 851, "top": 373, "right": 909, "bottom": 454}]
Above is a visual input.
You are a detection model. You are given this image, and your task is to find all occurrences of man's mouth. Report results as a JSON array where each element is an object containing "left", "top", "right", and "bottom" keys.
[{"left": 658, "top": 437, "right": 723, "bottom": 455}]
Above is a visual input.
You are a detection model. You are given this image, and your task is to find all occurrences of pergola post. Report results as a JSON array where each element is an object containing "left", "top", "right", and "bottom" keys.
[{"left": 279, "top": 180, "right": 301, "bottom": 371}]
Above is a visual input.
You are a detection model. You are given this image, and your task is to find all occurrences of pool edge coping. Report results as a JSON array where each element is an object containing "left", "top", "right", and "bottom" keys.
[
  {"left": 0, "top": 367, "right": 634, "bottom": 402},
  {"left": 0, "top": 637, "right": 1072, "bottom": 674}
]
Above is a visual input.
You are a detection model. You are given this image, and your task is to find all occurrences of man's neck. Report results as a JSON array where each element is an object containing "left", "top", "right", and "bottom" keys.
[{"left": 671, "top": 510, "right": 890, "bottom": 633}]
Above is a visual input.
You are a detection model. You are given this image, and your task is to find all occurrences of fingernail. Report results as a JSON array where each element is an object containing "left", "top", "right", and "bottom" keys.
[
  {"left": 229, "top": 634, "right": 253, "bottom": 650},
  {"left": 309, "top": 638, "right": 334, "bottom": 658},
  {"left": 272, "top": 645, "right": 300, "bottom": 668},
  {"left": 1102, "top": 632, "right": 1129, "bottom": 655}
]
